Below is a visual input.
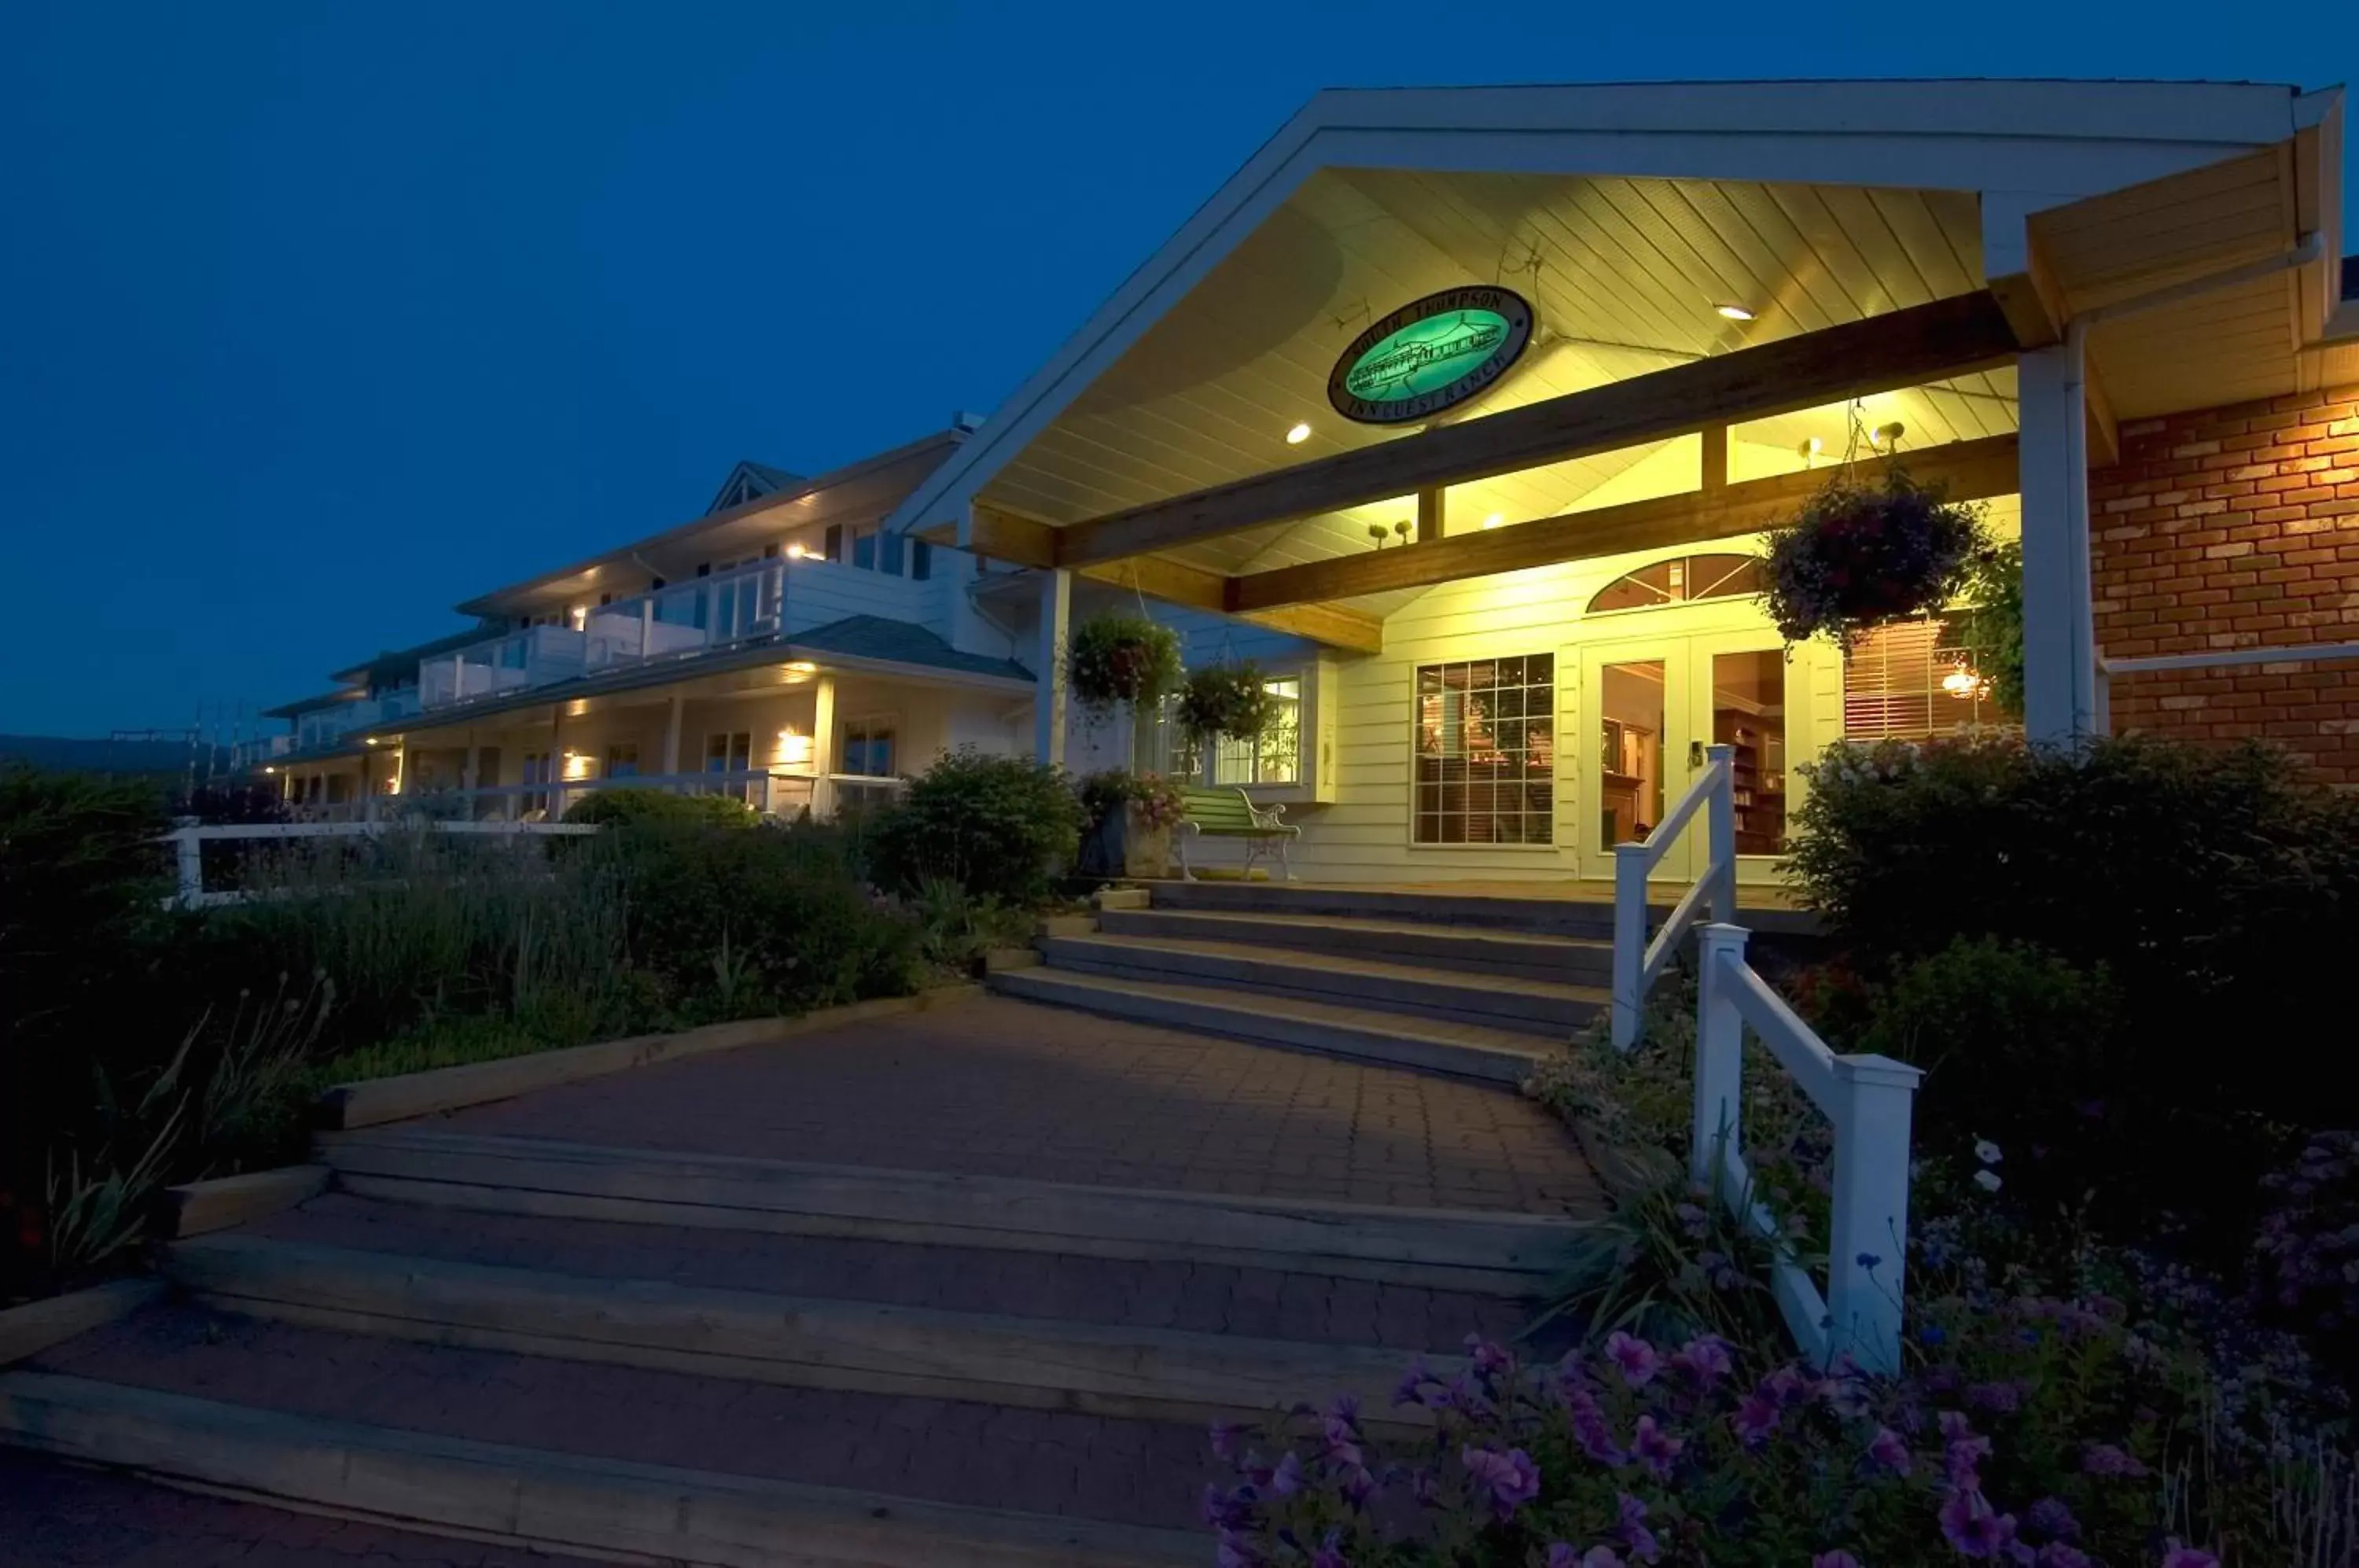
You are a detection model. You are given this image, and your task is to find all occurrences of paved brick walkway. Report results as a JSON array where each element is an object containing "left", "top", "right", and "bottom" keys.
[
  {"left": 443, "top": 993, "right": 1599, "bottom": 1214},
  {"left": 0, "top": 1452, "right": 608, "bottom": 1568}
]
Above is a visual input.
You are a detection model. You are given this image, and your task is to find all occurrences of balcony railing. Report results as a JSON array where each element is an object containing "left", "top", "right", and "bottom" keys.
[
  {"left": 360, "top": 769, "right": 911, "bottom": 823},
  {"left": 415, "top": 556, "right": 933, "bottom": 716},
  {"left": 292, "top": 687, "right": 422, "bottom": 753}
]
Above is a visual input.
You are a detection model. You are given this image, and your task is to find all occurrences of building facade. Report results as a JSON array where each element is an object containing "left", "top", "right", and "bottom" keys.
[{"left": 266, "top": 79, "right": 2357, "bottom": 885}]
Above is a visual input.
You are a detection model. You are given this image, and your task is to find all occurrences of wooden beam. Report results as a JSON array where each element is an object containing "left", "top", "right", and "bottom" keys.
[
  {"left": 1074, "top": 557, "right": 1382, "bottom": 654},
  {"left": 1231, "top": 435, "right": 2022, "bottom": 612},
  {"left": 959, "top": 503, "right": 1058, "bottom": 568},
  {"left": 1700, "top": 423, "right": 1728, "bottom": 492},
  {"left": 1415, "top": 488, "right": 1444, "bottom": 542},
  {"left": 1054, "top": 290, "right": 2022, "bottom": 569}
]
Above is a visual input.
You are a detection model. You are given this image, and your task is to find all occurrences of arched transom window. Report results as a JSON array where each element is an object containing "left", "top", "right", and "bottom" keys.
[{"left": 1588, "top": 553, "right": 1765, "bottom": 616}]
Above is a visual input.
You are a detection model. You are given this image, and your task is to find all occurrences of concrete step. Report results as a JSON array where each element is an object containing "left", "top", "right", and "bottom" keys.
[
  {"left": 1, "top": 1347, "right": 1204, "bottom": 1567},
  {"left": 988, "top": 965, "right": 1552, "bottom": 1086},
  {"left": 1149, "top": 878, "right": 1623, "bottom": 937},
  {"left": 1039, "top": 932, "right": 1603, "bottom": 1037},
  {"left": 161, "top": 1233, "right": 1452, "bottom": 1431},
  {"left": 1099, "top": 905, "right": 1614, "bottom": 984},
  {"left": 316, "top": 1128, "right": 1583, "bottom": 1296},
  {"left": 246, "top": 1191, "right": 1536, "bottom": 1353}
]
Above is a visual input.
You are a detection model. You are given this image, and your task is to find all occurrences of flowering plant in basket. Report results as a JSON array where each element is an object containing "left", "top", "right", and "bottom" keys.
[
  {"left": 1178, "top": 662, "right": 1281, "bottom": 743},
  {"left": 1065, "top": 613, "right": 1183, "bottom": 716},
  {"left": 1077, "top": 769, "right": 1186, "bottom": 831},
  {"left": 1763, "top": 466, "right": 1988, "bottom": 646}
]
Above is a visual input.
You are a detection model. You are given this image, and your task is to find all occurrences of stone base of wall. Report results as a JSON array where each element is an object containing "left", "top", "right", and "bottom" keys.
[{"left": 2092, "top": 386, "right": 2359, "bottom": 784}]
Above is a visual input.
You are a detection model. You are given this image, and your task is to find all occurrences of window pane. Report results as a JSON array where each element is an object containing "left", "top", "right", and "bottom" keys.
[
  {"left": 1843, "top": 613, "right": 2014, "bottom": 740},
  {"left": 1599, "top": 661, "right": 1666, "bottom": 851},
  {"left": 1711, "top": 650, "right": 1787, "bottom": 854},
  {"left": 1414, "top": 654, "right": 1553, "bottom": 845}
]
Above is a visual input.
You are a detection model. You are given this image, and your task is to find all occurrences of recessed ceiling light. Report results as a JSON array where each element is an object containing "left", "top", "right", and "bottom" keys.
[
  {"left": 1481, "top": 513, "right": 1504, "bottom": 531},
  {"left": 1285, "top": 421, "right": 1312, "bottom": 445},
  {"left": 1714, "top": 304, "right": 1757, "bottom": 322}
]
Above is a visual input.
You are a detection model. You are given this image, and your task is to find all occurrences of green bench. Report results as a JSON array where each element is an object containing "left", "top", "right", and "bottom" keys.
[{"left": 1176, "top": 786, "right": 1299, "bottom": 882}]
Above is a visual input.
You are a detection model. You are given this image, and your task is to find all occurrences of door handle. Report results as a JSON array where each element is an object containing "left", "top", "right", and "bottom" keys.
[{"left": 1687, "top": 740, "right": 1706, "bottom": 769}]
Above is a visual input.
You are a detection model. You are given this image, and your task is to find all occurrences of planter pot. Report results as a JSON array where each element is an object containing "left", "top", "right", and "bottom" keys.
[{"left": 1084, "top": 804, "right": 1172, "bottom": 879}]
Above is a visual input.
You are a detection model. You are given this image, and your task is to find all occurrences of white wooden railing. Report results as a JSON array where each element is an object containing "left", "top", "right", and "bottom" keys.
[
  {"left": 163, "top": 819, "right": 597, "bottom": 909},
  {"left": 1692, "top": 922, "right": 1921, "bottom": 1375},
  {"left": 1610, "top": 742, "right": 1737, "bottom": 1047}
]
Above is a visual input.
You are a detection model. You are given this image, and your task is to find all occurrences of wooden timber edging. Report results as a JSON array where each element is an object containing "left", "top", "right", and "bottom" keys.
[
  {"left": 315, "top": 1128, "right": 1587, "bottom": 1297},
  {"left": 160, "top": 1165, "right": 333, "bottom": 1240},
  {"left": 0, "top": 1279, "right": 164, "bottom": 1368},
  {"left": 318, "top": 984, "right": 981, "bottom": 1131},
  {"left": 0, "top": 1371, "right": 1204, "bottom": 1568},
  {"left": 163, "top": 1234, "right": 1452, "bottom": 1432}
]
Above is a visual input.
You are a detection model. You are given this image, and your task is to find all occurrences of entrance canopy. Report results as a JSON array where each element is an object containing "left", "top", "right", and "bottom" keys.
[{"left": 892, "top": 80, "right": 2346, "bottom": 653}]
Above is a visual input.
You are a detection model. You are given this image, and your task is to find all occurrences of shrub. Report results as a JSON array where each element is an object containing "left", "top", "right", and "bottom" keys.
[
  {"left": 2251, "top": 1131, "right": 2359, "bottom": 1396},
  {"left": 866, "top": 749, "right": 1082, "bottom": 904},
  {"left": 563, "top": 787, "right": 756, "bottom": 828}
]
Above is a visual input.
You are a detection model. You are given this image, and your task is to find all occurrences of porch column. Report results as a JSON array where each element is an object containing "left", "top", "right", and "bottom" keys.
[
  {"left": 2018, "top": 336, "right": 2098, "bottom": 742},
  {"left": 1033, "top": 567, "right": 1071, "bottom": 767},
  {"left": 661, "top": 692, "right": 684, "bottom": 776},
  {"left": 810, "top": 675, "right": 837, "bottom": 819}
]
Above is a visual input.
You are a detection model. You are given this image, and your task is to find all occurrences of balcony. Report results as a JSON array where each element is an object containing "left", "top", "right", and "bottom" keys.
[
  {"left": 415, "top": 556, "right": 933, "bottom": 715},
  {"left": 291, "top": 687, "right": 422, "bottom": 753}
]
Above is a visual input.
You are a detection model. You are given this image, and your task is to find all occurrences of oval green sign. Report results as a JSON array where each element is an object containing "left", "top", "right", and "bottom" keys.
[{"left": 1328, "top": 286, "right": 1534, "bottom": 425}]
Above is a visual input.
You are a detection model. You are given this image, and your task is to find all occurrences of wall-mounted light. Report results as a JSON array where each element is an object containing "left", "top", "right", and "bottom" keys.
[
  {"left": 785, "top": 543, "right": 808, "bottom": 559},
  {"left": 364, "top": 737, "right": 381, "bottom": 746},
  {"left": 1714, "top": 303, "right": 1757, "bottom": 322},
  {"left": 775, "top": 729, "right": 814, "bottom": 767},
  {"left": 1285, "top": 421, "right": 1312, "bottom": 445},
  {"left": 568, "top": 606, "right": 587, "bottom": 631}
]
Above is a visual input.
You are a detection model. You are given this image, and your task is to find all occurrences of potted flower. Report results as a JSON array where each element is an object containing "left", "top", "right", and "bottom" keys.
[
  {"left": 1176, "top": 661, "right": 1281, "bottom": 745},
  {"left": 1763, "top": 466, "right": 1988, "bottom": 645},
  {"left": 1065, "top": 613, "right": 1183, "bottom": 718},
  {"left": 1077, "top": 769, "right": 1184, "bottom": 879}
]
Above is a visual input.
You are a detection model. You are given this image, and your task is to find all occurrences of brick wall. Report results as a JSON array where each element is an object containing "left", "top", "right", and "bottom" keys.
[{"left": 2090, "top": 386, "right": 2359, "bottom": 784}]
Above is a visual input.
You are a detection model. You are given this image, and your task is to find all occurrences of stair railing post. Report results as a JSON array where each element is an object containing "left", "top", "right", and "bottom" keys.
[
  {"left": 1704, "top": 743, "right": 1738, "bottom": 923},
  {"left": 1824, "top": 1051, "right": 1923, "bottom": 1377},
  {"left": 1610, "top": 841, "right": 1650, "bottom": 1049},
  {"left": 1691, "top": 922, "right": 1749, "bottom": 1190},
  {"left": 174, "top": 828, "right": 203, "bottom": 910}
]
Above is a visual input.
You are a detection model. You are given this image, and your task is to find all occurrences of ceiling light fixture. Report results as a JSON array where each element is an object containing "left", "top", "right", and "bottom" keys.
[
  {"left": 1482, "top": 513, "right": 1504, "bottom": 531},
  {"left": 1872, "top": 421, "right": 1907, "bottom": 451},
  {"left": 1285, "top": 421, "right": 1312, "bottom": 445},
  {"left": 1714, "top": 304, "right": 1757, "bottom": 322}
]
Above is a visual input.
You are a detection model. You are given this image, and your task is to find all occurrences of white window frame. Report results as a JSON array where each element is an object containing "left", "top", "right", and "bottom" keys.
[
  {"left": 838, "top": 713, "right": 900, "bottom": 778},
  {"left": 1409, "top": 650, "right": 1559, "bottom": 850}
]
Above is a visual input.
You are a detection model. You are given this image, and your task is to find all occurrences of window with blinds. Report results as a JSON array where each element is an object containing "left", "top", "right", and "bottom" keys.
[{"left": 1842, "top": 613, "right": 2012, "bottom": 740}]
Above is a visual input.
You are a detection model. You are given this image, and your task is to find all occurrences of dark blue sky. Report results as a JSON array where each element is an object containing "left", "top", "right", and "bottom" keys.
[{"left": 2, "top": 2, "right": 2350, "bottom": 736}]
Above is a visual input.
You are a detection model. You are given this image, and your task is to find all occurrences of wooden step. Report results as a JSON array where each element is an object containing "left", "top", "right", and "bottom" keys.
[
  {"left": 316, "top": 1128, "right": 1582, "bottom": 1295},
  {"left": 1038, "top": 932, "right": 1603, "bottom": 1036},
  {"left": 1148, "top": 878, "right": 1622, "bottom": 936},
  {"left": 0, "top": 1369, "right": 1202, "bottom": 1568},
  {"left": 990, "top": 965, "right": 1553, "bottom": 1086},
  {"left": 163, "top": 1234, "right": 1454, "bottom": 1430},
  {"left": 1099, "top": 905, "right": 1614, "bottom": 984}
]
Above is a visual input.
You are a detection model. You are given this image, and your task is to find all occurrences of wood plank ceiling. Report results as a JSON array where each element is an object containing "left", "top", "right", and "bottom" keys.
[{"left": 977, "top": 168, "right": 2012, "bottom": 614}]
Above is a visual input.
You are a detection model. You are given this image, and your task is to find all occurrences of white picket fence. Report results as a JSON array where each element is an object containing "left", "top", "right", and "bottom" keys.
[
  {"left": 163, "top": 819, "right": 596, "bottom": 910},
  {"left": 1609, "top": 753, "right": 1922, "bottom": 1375}
]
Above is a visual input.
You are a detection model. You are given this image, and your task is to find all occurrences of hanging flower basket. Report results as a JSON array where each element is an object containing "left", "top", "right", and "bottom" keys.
[
  {"left": 1065, "top": 613, "right": 1183, "bottom": 716},
  {"left": 1762, "top": 466, "right": 1988, "bottom": 646},
  {"left": 1178, "top": 662, "right": 1281, "bottom": 744}
]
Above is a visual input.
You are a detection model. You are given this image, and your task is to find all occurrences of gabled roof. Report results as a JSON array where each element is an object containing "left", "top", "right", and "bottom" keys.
[
  {"left": 705, "top": 459, "right": 806, "bottom": 517},
  {"left": 887, "top": 78, "right": 2338, "bottom": 543}
]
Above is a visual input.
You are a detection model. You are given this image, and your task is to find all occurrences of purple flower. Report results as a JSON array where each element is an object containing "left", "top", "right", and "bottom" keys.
[
  {"left": 1673, "top": 1334, "right": 1733, "bottom": 1383},
  {"left": 1270, "top": 1452, "right": 1304, "bottom": 1497},
  {"left": 2025, "top": 1499, "right": 2079, "bottom": 1541},
  {"left": 1461, "top": 1445, "right": 1540, "bottom": 1519},
  {"left": 1734, "top": 1391, "right": 1782, "bottom": 1446},
  {"left": 1464, "top": 1333, "right": 1514, "bottom": 1377},
  {"left": 1938, "top": 1491, "right": 2019, "bottom": 1559},
  {"left": 1631, "top": 1415, "right": 1683, "bottom": 1478},
  {"left": 1326, "top": 1393, "right": 1361, "bottom": 1430},
  {"left": 1867, "top": 1426, "right": 1913, "bottom": 1475},
  {"left": 1209, "top": 1422, "right": 1248, "bottom": 1463},
  {"left": 2037, "top": 1546, "right": 2092, "bottom": 1568},
  {"left": 2158, "top": 1545, "right": 2218, "bottom": 1568},
  {"left": 1338, "top": 1464, "right": 1377, "bottom": 1507},
  {"left": 1393, "top": 1360, "right": 1436, "bottom": 1408},
  {"left": 1617, "top": 1493, "right": 1662, "bottom": 1563},
  {"left": 1968, "top": 1381, "right": 2025, "bottom": 1413},
  {"left": 1572, "top": 1401, "right": 1628, "bottom": 1466},
  {"left": 2081, "top": 1443, "right": 2150, "bottom": 1478},
  {"left": 1606, "top": 1331, "right": 1660, "bottom": 1386},
  {"left": 1761, "top": 1364, "right": 1812, "bottom": 1404},
  {"left": 1813, "top": 1555, "right": 1864, "bottom": 1568},
  {"left": 1200, "top": 1483, "right": 1256, "bottom": 1530},
  {"left": 1308, "top": 1528, "right": 1349, "bottom": 1568}
]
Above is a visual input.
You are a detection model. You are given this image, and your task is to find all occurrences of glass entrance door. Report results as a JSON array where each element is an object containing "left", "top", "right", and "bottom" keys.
[{"left": 1582, "top": 633, "right": 1789, "bottom": 885}]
